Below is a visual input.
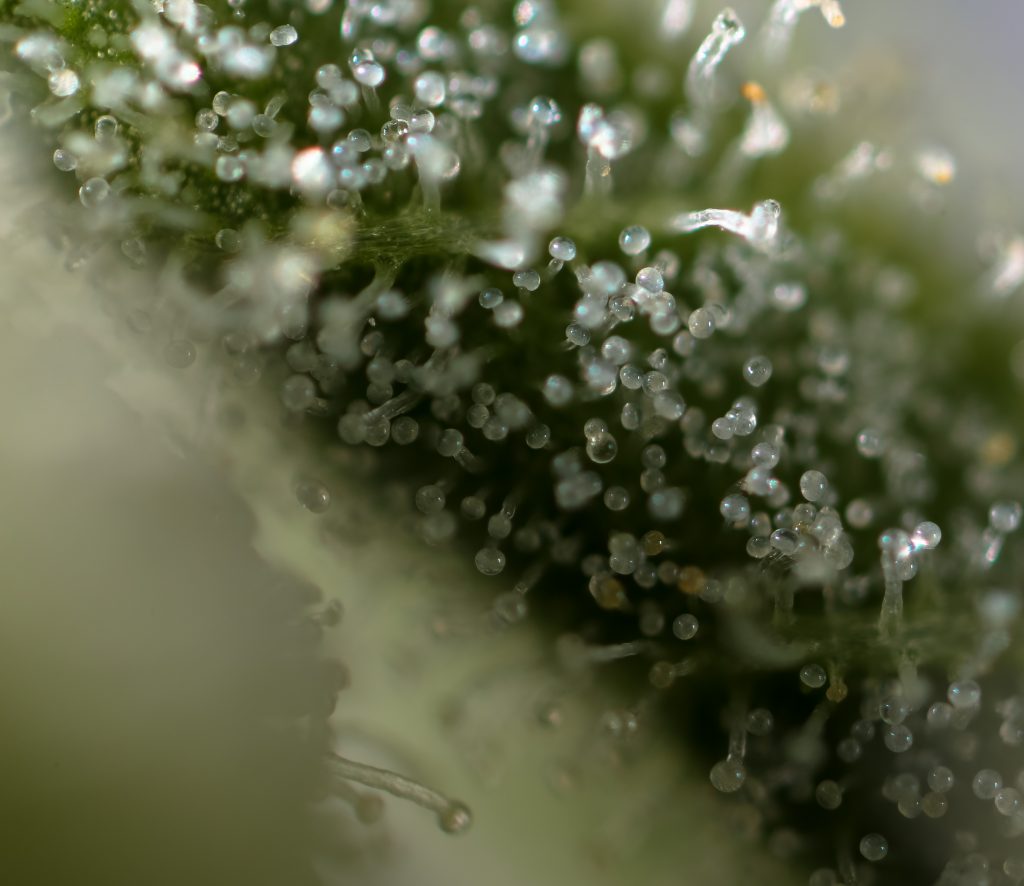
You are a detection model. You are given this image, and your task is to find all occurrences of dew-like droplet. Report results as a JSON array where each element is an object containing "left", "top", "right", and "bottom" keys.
[
  {"left": 921, "top": 792, "right": 948, "bottom": 819},
  {"left": 281, "top": 374, "right": 317, "bottom": 411},
  {"left": 475, "top": 547, "right": 506, "bottom": 576},
  {"left": 586, "top": 431, "right": 618, "bottom": 464},
  {"left": 800, "top": 663, "right": 827, "bottom": 689},
  {"left": 415, "top": 484, "right": 446, "bottom": 515},
  {"left": 928, "top": 766, "right": 954, "bottom": 793},
  {"left": 549, "top": 236, "right": 576, "bottom": 261},
  {"left": 688, "top": 307, "right": 715, "bottom": 339},
  {"left": 349, "top": 48, "right": 385, "bottom": 88},
  {"left": 990, "top": 500, "right": 1022, "bottom": 532},
  {"left": 672, "top": 613, "right": 699, "bottom": 640},
  {"left": 884, "top": 724, "right": 913, "bottom": 753},
  {"left": 415, "top": 70, "right": 446, "bottom": 107},
  {"left": 710, "top": 758, "right": 746, "bottom": 793},
  {"left": 972, "top": 769, "right": 1003, "bottom": 800},
  {"left": 743, "top": 355, "right": 773, "bottom": 386},
  {"left": 164, "top": 339, "right": 197, "bottom": 369},
  {"left": 815, "top": 780, "right": 842, "bottom": 810},
  {"left": 79, "top": 177, "right": 110, "bottom": 208},
  {"left": 270, "top": 24, "right": 299, "bottom": 46},
  {"left": 771, "top": 528, "right": 799, "bottom": 555},
  {"left": 48, "top": 67, "right": 80, "bottom": 97},
  {"left": 438, "top": 801, "right": 472, "bottom": 834},
  {"left": 619, "top": 225, "right": 651, "bottom": 256},
  {"left": 296, "top": 480, "right": 331, "bottom": 513},
  {"left": 799, "top": 470, "right": 828, "bottom": 503},
  {"left": 948, "top": 679, "right": 981, "bottom": 710},
  {"left": 859, "top": 833, "right": 888, "bottom": 862},
  {"left": 53, "top": 148, "right": 77, "bottom": 172}
]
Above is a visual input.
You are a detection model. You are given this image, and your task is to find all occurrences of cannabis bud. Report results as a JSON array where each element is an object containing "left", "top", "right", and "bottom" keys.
[{"left": 4, "top": 0, "right": 1024, "bottom": 884}]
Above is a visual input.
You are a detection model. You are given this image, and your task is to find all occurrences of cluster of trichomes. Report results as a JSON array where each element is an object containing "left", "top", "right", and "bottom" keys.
[{"left": 5, "top": 0, "right": 1024, "bottom": 883}]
